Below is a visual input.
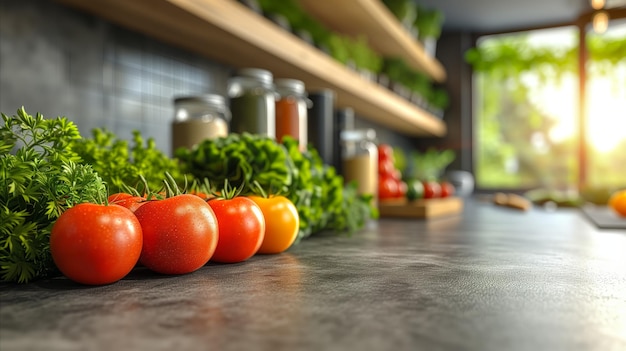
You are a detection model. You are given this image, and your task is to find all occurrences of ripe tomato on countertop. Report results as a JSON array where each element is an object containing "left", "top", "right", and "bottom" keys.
[
  {"left": 134, "top": 194, "right": 219, "bottom": 275},
  {"left": 108, "top": 192, "right": 145, "bottom": 212},
  {"left": 208, "top": 196, "right": 265, "bottom": 263},
  {"left": 249, "top": 195, "right": 300, "bottom": 254},
  {"left": 50, "top": 203, "right": 143, "bottom": 285}
]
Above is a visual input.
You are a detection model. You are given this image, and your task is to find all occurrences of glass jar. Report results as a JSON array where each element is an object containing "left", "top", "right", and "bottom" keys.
[
  {"left": 341, "top": 128, "right": 378, "bottom": 203},
  {"left": 228, "top": 68, "right": 277, "bottom": 138},
  {"left": 171, "top": 94, "right": 230, "bottom": 153},
  {"left": 275, "top": 78, "right": 311, "bottom": 151}
]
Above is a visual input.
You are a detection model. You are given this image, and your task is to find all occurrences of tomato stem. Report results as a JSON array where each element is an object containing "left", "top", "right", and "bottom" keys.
[{"left": 251, "top": 180, "right": 268, "bottom": 198}]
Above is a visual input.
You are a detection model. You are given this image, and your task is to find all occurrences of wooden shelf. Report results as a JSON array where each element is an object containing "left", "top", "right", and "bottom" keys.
[
  {"left": 298, "top": 0, "right": 446, "bottom": 82},
  {"left": 57, "top": 0, "right": 446, "bottom": 137}
]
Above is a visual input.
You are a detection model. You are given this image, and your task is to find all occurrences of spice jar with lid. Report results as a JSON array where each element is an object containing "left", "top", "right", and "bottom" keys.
[
  {"left": 228, "top": 68, "right": 277, "bottom": 138},
  {"left": 171, "top": 94, "right": 230, "bottom": 153},
  {"left": 275, "top": 78, "right": 311, "bottom": 151},
  {"left": 341, "top": 128, "right": 378, "bottom": 203}
]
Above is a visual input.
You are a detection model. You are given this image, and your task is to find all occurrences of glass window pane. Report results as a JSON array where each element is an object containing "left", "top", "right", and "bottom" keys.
[
  {"left": 585, "top": 20, "right": 626, "bottom": 189},
  {"left": 473, "top": 27, "right": 579, "bottom": 191}
]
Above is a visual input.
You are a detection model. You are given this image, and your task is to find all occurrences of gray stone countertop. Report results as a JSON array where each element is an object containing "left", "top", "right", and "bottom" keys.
[{"left": 1, "top": 200, "right": 625, "bottom": 351}]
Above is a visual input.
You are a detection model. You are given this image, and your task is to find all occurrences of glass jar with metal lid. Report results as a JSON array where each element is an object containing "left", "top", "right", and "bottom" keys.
[
  {"left": 228, "top": 68, "right": 277, "bottom": 138},
  {"left": 341, "top": 128, "right": 379, "bottom": 203},
  {"left": 171, "top": 94, "right": 230, "bottom": 153},
  {"left": 275, "top": 78, "right": 311, "bottom": 151}
]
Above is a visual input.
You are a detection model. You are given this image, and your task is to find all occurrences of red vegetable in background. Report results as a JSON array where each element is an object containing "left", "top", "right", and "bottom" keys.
[
  {"left": 378, "top": 143, "right": 407, "bottom": 200},
  {"left": 423, "top": 181, "right": 442, "bottom": 199},
  {"left": 378, "top": 144, "right": 394, "bottom": 161},
  {"left": 379, "top": 174, "right": 400, "bottom": 200},
  {"left": 134, "top": 194, "right": 219, "bottom": 275},
  {"left": 50, "top": 203, "right": 143, "bottom": 285},
  {"left": 108, "top": 193, "right": 145, "bottom": 212},
  {"left": 208, "top": 197, "right": 265, "bottom": 263},
  {"left": 440, "top": 181, "right": 456, "bottom": 198}
]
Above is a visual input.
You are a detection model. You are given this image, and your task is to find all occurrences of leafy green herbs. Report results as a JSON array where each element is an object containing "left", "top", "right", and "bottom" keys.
[
  {"left": 0, "top": 107, "right": 107, "bottom": 283},
  {"left": 176, "top": 133, "right": 293, "bottom": 195},
  {"left": 176, "top": 133, "right": 375, "bottom": 240},
  {"left": 72, "top": 129, "right": 183, "bottom": 194}
]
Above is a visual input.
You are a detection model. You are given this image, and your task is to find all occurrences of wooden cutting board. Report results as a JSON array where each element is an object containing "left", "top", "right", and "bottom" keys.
[{"left": 378, "top": 197, "right": 463, "bottom": 218}]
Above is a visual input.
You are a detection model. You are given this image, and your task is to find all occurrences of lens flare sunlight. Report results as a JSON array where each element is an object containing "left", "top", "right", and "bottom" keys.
[{"left": 586, "top": 74, "right": 626, "bottom": 153}]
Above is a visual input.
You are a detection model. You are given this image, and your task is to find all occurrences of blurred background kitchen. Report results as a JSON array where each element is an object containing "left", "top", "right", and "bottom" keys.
[{"left": 1, "top": 0, "right": 625, "bottom": 205}]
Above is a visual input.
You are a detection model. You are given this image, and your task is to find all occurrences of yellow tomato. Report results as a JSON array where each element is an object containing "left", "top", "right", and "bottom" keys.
[
  {"left": 608, "top": 189, "right": 626, "bottom": 217},
  {"left": 248, "top": 196, "right": 300, "bottom": 254}
]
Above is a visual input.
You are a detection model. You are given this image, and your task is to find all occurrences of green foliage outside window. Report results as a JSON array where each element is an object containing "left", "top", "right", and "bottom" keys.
[{"left": 466, "top": 27, "right": 626, "bottom": 190}]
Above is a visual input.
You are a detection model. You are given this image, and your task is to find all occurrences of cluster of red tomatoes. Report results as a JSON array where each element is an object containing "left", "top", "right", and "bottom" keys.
[
  {"left": 50, "top": 192, "right": 299, "bottom": 285},
  {"left": 378, "top": 144, "right": 408, "bottom": 200},
  {"left": 377, "top": 144, "right": 456, "bottom": 201},
  {"left": 420, "top": 179, "right": 455, "bottom": 199}
]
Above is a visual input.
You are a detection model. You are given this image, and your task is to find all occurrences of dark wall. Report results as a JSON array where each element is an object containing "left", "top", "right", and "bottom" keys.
[
  {"left": 416, "top": 31, "right": 475, "bottom": 173},
  {"left": 0, "top": 0, "right": 420, "bottom": 160}
]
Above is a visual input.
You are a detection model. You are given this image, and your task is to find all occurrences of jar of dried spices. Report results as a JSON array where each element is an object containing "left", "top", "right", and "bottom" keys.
[
  {"left": 228, "top": 68, "right": 277, "bottom": 138},
  {"left": 171, "top": 94, "right": 230, "bottom": 153},
  {"left": 275, "top": 78, "right": 311, "bottom": 151}
]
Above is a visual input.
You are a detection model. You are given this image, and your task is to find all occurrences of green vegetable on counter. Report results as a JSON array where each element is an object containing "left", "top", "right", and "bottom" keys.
[{"left": 1, "top": 107, "right": 107, "bottom": 283}]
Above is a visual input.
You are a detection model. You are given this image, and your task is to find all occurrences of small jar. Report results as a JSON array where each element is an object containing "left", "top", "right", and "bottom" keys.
[
  {"left": 228, "top": 68, "right": 277, "bottom": 138},
  {"left": 171, "top": 94, "right": 230, "bottom": 153},
  {"left": 275, "top": 78, "right": 311, "bottom": 151},
  {"left": 341, "top": 128, "right": 378, "bottom": 202}
]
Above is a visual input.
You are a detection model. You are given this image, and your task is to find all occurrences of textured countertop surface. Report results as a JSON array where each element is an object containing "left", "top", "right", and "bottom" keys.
[{"left": 1, "top": 199, "right": 625, "bottom": 351}]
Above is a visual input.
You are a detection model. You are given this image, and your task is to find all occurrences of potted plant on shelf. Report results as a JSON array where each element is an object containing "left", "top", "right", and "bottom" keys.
[
  {"left": 414, "top": 6, "right": 444, "bottom": 57},
  {"left": 382, "top": 0, "right": 418, "bottom": 31},
  {"left": 411, "top": 148, "right": 456, "bottom": 183}
]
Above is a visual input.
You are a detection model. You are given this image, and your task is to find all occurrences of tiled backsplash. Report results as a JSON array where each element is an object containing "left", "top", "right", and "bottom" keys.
[
  {"left": 1, "top": 0, "right": 417, "bottom": 158},
  {"left": 0, "top": 0, "right": 231, "bottom": 156}
]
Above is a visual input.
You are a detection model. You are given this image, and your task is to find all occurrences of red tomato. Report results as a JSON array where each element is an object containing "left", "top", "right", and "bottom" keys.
[
  {"left": 396, "top": 180, "right": 408, "bottom": 198},
  {"left": 50, "top": 203, "right": 143, "bottom": 285},
  {"left": 378, "top": 158, "right": 395, "bottom": 176},
  {"left": 108, "top": 193, "right": 145, "bottom": 212},
  {"left": 391, "top": 168, "right": 403, "bottom": 181},
  {"left": 188, "top": 190, "right": 212, "bottom": 201},
  {"left": 134, "top": 194, "right": 219, "bottom": 274},
  {"left": 248, "top": 195, "right": 300, "bottom": 254},
  {"left": 440, "top": 181, "right": 456, "bottom": 198},
  {"left": 379, "top": 175, "right": 399, "bottom": 200},
  {"left": 378, "top": 144, "right": 394, "bottom": 162},
  {"left": 208, "top": 197, "right": 265, "bottom": 263},
  {"left": 423, "top": 181, "right": 442, "bottom": 199}
]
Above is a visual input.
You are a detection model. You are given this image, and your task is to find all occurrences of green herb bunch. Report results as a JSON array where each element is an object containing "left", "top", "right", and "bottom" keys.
[
  {"left": 176, "top": 133, "right": 293, "bottom": 194},
  {"left": 72, "top": 128, "right": 183, "bottom": 194},
  {"left": 411, "top": 148, "right": 456, "bottom": 181},
  {"left": 282, "top": 137, "right": 343, "bottom": 239},
  {"left": 282, "top": 137, "right": 376, "bottom": 237},
  {"left": 176, "top": 133, "right": 375, "bottom": 240},
  {"left": 0, "top": 107, "right": 107, "bottom": 283}
]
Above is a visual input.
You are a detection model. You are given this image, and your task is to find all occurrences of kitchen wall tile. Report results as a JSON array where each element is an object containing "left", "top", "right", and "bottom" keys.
[{"left": 0, "top": 0, "right": 232, "bottom": 153}]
